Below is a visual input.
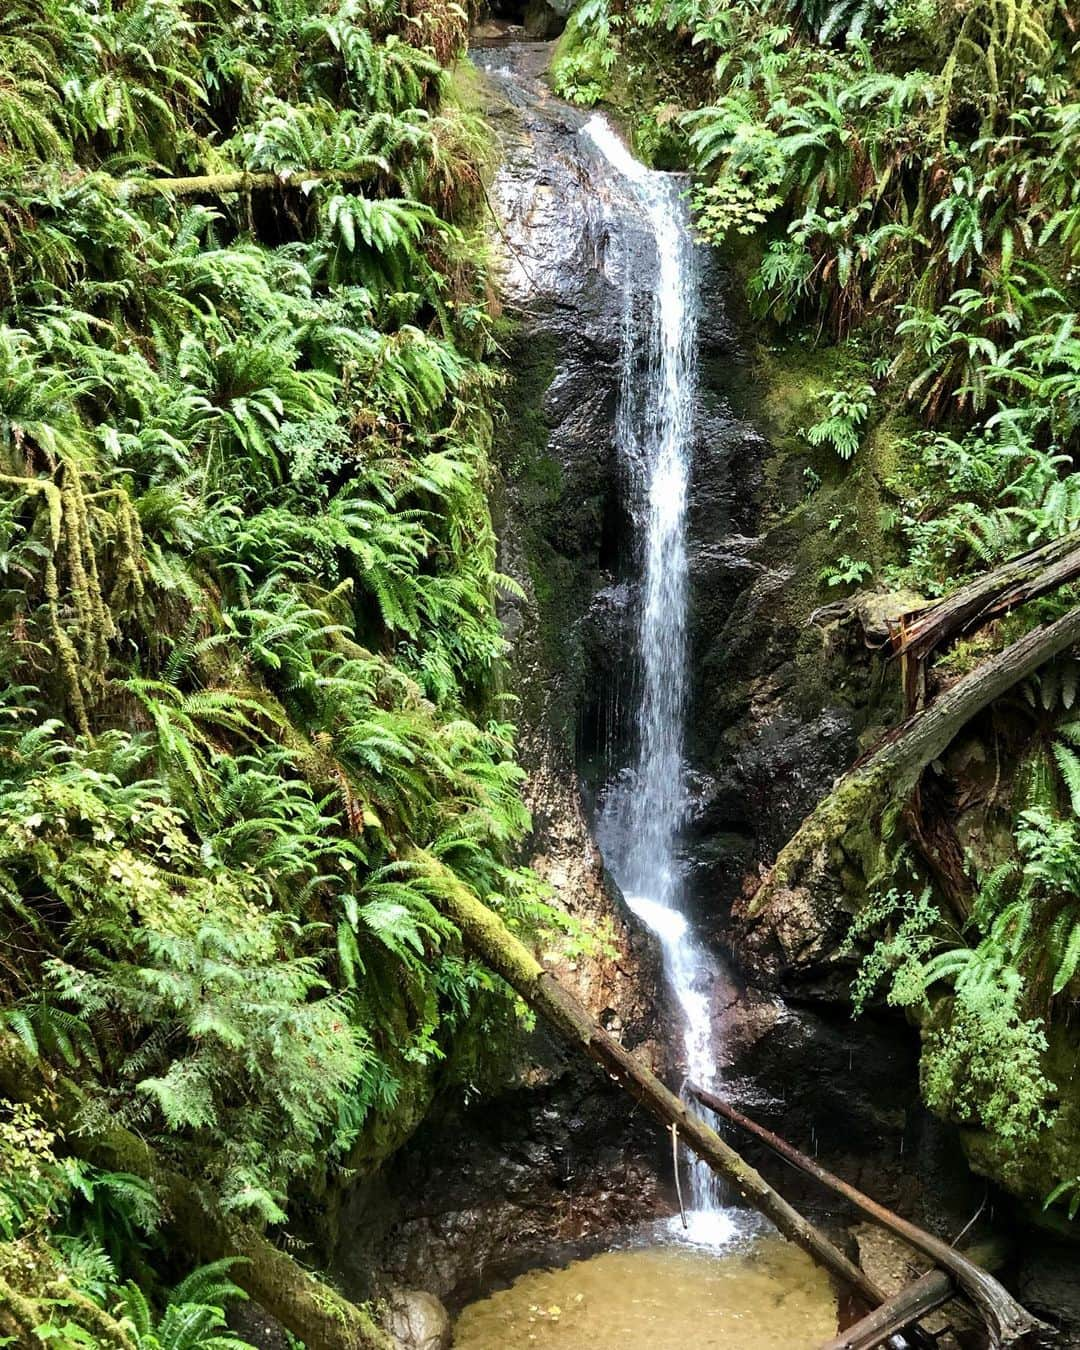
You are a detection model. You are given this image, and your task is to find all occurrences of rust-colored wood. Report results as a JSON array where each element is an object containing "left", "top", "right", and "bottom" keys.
[
  {"left": 689, "top": 1084, "right": 1035, "bottom": 1348},
  {"left": 894, "top": 533, "right": 1080, "bottom": 674},
  {"left": 820, "top": 1271, "right": 954, "bottom": 1350}
]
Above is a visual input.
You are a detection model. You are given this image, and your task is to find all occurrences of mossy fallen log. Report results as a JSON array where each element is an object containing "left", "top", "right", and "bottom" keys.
[
  {"left": 435, "top": 879, "right": 887, "bottom": 1310},
  {"left": 895, "top": 531, "right": 1080, "bottom": 711},
  {"left": 0, "top": 1273, "right": 136, "bottom": 1349},
  {"left": 896, "top": 530, "right": 1080, "bottom": 665},
  {"left": 15, "top": 167, "right": 379, "bottom": 202},
  {"left": 750, "top": 604, "right": 1080, "bottom": 917},
  {"left": 120, "top": 168, "right": 375, "bottom": 199},
  {"left": 0, "top": 1033, "right": 395, "bottom": 1350}
]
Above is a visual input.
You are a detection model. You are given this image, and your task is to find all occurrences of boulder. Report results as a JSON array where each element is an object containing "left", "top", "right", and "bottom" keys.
[{"left": 387, "top": 1290, "right": 452, "bottom": 1350}]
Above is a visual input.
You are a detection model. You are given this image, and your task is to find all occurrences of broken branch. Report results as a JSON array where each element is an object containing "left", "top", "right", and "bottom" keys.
[
  {"left": 821, "top": 1271, "right": 954, "bottom": 1350},
  {"left": 895, "top": 531, "right": 1080, "bottom": 665}
]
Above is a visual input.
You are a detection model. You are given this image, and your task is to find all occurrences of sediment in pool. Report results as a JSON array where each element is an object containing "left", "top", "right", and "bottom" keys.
[{"left": 452, "top": 1229, "right": 838, "bottom": 1349}]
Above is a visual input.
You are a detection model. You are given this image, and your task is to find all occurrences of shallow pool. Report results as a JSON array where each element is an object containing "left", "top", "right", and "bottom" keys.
[{"left": 452, "top": 1221, "right": 838, "bottom": 1349}]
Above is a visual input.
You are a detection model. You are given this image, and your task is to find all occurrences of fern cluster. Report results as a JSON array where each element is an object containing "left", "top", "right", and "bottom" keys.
[
  {"left": 559, "top": 0, "right": 1080, "bottom": 563},
  {"left": 0, "top": 1096, "right": 250, "bottom": 1347},
  {"left": 0, "top": 0, "right": 565, "bottom": 1337},
  {"left": 850, "top": 881, "right": 1055, "bottom": 1149},
  {"left": 848, "top": 735, "right": 1080, "bottom": 1179}
]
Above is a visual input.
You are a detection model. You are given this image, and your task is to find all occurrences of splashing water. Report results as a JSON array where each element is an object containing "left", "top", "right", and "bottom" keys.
[{"left": 583, "top": 115, "right": 730, "bottom": 1242}]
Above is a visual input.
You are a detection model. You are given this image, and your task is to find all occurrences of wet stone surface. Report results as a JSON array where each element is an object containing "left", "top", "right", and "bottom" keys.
[{"left": 332, "top": 39, "right": 1001, "bottom": 1325}]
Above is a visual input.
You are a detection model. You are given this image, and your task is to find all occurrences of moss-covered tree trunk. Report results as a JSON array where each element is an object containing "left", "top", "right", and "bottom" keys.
[
  {"left": 752, "top": 604, "right": 1080, "bottom": 916},
  {"left": 26, "top": 167, "right": 378, "bottom": 200},
  {"left": 897, "top": 532, "right": 1080, "bottom": 710},
  {"left": 0, "top": 1035, "right": 395, "bottom": 1350}
]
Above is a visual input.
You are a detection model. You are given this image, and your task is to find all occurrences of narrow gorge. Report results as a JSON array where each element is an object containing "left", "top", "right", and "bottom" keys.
[
  {"left": 364, "top": 33, "right": 1080, "bottom": 1348},
  {"left": 2, "top": 2, "right": 1080, "bottom": 1348}
]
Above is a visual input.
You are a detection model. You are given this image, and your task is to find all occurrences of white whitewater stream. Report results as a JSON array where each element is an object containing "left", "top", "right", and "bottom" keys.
[{"left": 584, "top": 115, "right": 734, "bottom": 1246}]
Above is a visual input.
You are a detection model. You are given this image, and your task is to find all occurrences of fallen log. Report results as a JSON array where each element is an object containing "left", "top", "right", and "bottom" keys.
[
  {"left": 821, "top": 1271, "right": 954, "bottom": 1350},
  {"left": 896, "top": 530, "right": 1080, "bottom": 665},
  {"left": 0, "top": 1033, "right": 395, "bottom": 1350},
  {"left": 437, "top": 879, "right": 886, "bottom": 1309},
  {"left": 750, "top": 603, "right": 1080, "bottom": 915},
  {"left": 893, "top": 531, "right": 1080, "bottom": 710},
  {"left": 688, "top": 1084, "right": 1034, "bottom": 1348},
  {"left": 13, "top": 167, "right": 380, "bottom": 201},
  {"left": 0, "top": 1272, "right": 140, "bottom": 1350}
]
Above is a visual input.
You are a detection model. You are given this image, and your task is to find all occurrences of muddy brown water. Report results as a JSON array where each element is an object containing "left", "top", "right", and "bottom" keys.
[{"left": 453, "top": 1230, "right": 838, "bottom": 1349}]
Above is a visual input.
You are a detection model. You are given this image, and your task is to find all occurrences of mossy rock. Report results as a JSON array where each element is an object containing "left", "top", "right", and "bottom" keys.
[{"left": 960, "top": 1019, "right": 1080, "bottom": 1226}]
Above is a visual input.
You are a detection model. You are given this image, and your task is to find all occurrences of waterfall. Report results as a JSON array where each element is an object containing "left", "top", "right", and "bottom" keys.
[{"left": 584, "top": 115, "right": 733, "bottom": 1246}]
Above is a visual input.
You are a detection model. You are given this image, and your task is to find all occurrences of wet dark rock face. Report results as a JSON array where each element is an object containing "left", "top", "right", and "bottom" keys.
[
  {"left": 336, "top": 40, "right": 978, "bottom": 1322},
  {"left": 681, "top": 316, "right": 862, "bottom": 930},
  {"left": 1019, "top": 1243, "right": 1080, "bottom": 1349},
  {"left": 672, "top": 255, "right": 977, "bottom": 1229},
  {"left": 337, "top": 1052, "right": 664, "bottom": 1311},
  {"left": 332, "top": 44, "right": 674, "bottom": 1311},
  {"left": 497, "top": 59, "right": 975, "bottom": 1240},
  {"left": 470, "top": 40, "right": 975, "bottom": 1249}
]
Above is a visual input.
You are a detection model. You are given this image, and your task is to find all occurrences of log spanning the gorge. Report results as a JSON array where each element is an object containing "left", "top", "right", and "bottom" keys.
[
  {"left": 435, "top": 880, "right": 1046, "bottom": 1345},
  {"left": 689, "top": 1084, "right": 1034, "bottom": 1348},
  {"left": 0, "top": 1033, "right": 395, "bottom": 1350},
  {"left": 438, "top": 879, "right": 886, "bottom": 1310},
  {"left": 750, "top": 603, "right": 1080, "bottom": 916}
]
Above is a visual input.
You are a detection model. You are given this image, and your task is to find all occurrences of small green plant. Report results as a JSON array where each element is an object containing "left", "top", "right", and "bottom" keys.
[
  {"left": 117, "top": 1259, "right": 253, "bottom": 1350},
  {"left": 1045, "top": 1176, "right": 1080, "bottom": 1222},
  {"left": 820, "top": 553, "right": 873, "bottom": 587},
  {"left": 850, "top": 886, "right": 941, "bottom": 1013},
  {"left": 551, "top": 0, "right": 617, "bottom": 105},
  {"left": 689, "top": 175, "right": 783, "bottom": 241},
  {"left": 805, "top": 384, "right": 875, "bottom": 459}
]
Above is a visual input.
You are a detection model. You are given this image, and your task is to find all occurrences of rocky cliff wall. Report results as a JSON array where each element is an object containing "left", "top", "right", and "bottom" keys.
[{"left": 332, "top": 45, "right": 676, "bottom": 1311}]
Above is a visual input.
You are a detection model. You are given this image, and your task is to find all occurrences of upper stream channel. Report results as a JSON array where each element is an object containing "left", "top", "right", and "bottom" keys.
[{"left": 455, "top": 38, "right": 841, "bottom": 1350}]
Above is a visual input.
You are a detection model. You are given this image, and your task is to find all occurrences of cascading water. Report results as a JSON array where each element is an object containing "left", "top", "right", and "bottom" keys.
[{"left": 583, "top": 115, "right": 733, "bottom": 1246}]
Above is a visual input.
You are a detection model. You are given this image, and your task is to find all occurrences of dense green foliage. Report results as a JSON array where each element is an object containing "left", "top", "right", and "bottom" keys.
[
  {"left": 556, "top": 0, "right": 1080, "bottom": 589},
  {"left": 1, "top": 1102, "right": 252, "bottom": 1346},
  {"left": 3, "top": 0, "right": 1078, "bottom": 1330},
  {"left": 556, "top": 0, "right": 1080, "bottom": 1208},
  {"left": 0, "top": 0, "right": 571, "bottom": 1339}
]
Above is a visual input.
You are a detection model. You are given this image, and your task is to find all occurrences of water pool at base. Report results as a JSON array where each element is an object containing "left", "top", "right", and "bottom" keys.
[{"left": 452, "top": 1225, "right": 838, "bottom": 1349}]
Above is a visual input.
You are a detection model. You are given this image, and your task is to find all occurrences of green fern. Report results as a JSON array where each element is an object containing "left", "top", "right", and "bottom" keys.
[{"left": 0, "top": 0, "right": 557, "bottom": 1325}]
